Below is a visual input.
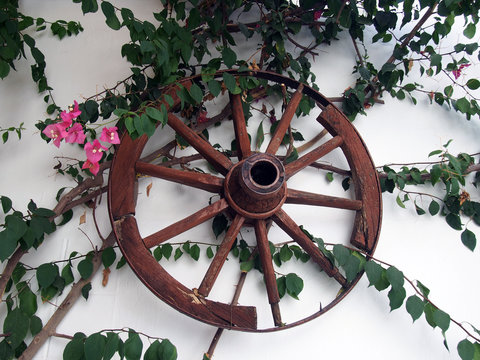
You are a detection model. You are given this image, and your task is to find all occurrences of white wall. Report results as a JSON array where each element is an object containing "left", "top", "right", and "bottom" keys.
[{"left": 1, "top": 1, "right": 479, "bottom": 359}]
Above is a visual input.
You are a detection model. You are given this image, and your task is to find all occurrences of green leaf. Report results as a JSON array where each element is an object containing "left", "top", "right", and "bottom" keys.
[
  {"left": 162, "top": 244, "right": 173, "bottom": 259},
  {"left": 415, "top": 202, "right": 426, "bottom": 215},
  {"left": 279, "top": 244, "right": 293, "bottom": 262},
  {"left": 61, "top": 265, "right": 74, "bottom": 286},
  {"left": 0, "top": 230, "right": 18, "bottom": 262},
  {"left": 406, "top": 295, "right": 424, "bottom": 322},
  {"left": 223, "top": 72, "right": 240, "bottom": 94},
  {"left": 240, "top": 259, "right": 254, "bottom": 273},
  {"left": 396, "top": 195, "right": 406, "bottom": 209},
  {"left": 101, "top": 1, "right": 121, "bottom": 30},
  {"left": 386, "top": 266, "right": 404, "bottom": 289},
  {"left": 3, "top": 308, "right": 29, "bottom": 349},
  {"left": 207, "top": 80, "right": 221, "bottom": 97},
  {"left": 174, "top": 248, "right": 183, "bottom": 261},
  {"left": 428, "top": 200, "right": 440, "bottom": 216},
  {"left": 446, "top": 213, "right": 462, "bottom": 230},
  {"left": 37, "top": 263, "right": 58, "bottom": 288},
  {"left": 5, "top": 215, "right": 28, "bottom": 242},
  {"left": 364, "top": 260, "right": 383, "bottom": 287},
  {"left": 388, "top": 286, "right": 406, "bottom": 311},
  {"left": 276, "top": 276, "right": 286, "bottom": 298},
  {"left": 463, "top": 23, "right": 476, "bottom": 39},
  {"left": 145, "top": 107, "right": 164, "bottom": 123},
  {"left": 333, "top": 244, "right": 350, "bottom": 266},
  {"left": 416, "top": 280, "right": 430, "bottom": 298},
  {"left": 154, "top": 247, "right": 163, "bottom": 261},
  {"left": 1, "top": 196, "right": 12, "bottom": 213},
  {"left": 326, "top": 172, "right": 334, "bottom": 182},
  {"left": 58, "top": 209, "right": 73, "bottom": 226},
  {"left": 458, "top": 339, "right": 475, "bottom": 360},
  {"left": 466, "top": 79, "right": 480, "bottom": 90},
  {"left": 285, "top": 273, "right": 304, "bottom": 300},
  {"left": 125, "top": 332, "right": 142, "bottom": 360},
  {"left": 18, "top": 284, "right": 37, "bottom": 317},
  {"left": 212, "top": 213, "right": 228, "bottom": 238},
  {"left": 63, "top": 336, "right": 85, "bottom": 360},
  {"left": 29, "top": 315, "right": 43, "bottom": 336},
  {"left": 255, "top": 121, "right": 264, "bottom": 149},
  {"left": 78, "top": 258, "right": 94, "bottom": 280},
  {"left": 189, "top": 244, "right": 200, "bottom": 261},
  {"left": 81, "top": 283, "right": 92, "bottom": 300},
  {"left": 144, "top": 340, "right": 161, "bottom": 360},
  {"left": 455, "top": 97, "right": 470, "bottom": 113},
  {"left": 0, "top": 60, "right": 10, "bottom": 79},
  {"left": 206, "top": 246, "right": 214, "bottom": 259},
  {"left": 104, "top": 332, "right": 121, "bottom": 360},
  {"left": 84, "top": 333, "right": 106, "bottom": 360},
  {"left": 102, "top": 247, "right": 116, "bottom": 268},
  {"left": 433, "top": 308, "right": 450, "bottom": 331},
  {"left": 189, "top": 83, "right": 204, "bottom": 104},
  {"left": 158, "top": 339, "right": 177, "bottom": 360},
  {"left": 222, "top": 47, "right": 237, "bottom": 68},
  {"left": 461, "top": 229, "right": 476, "bottom": 251}
]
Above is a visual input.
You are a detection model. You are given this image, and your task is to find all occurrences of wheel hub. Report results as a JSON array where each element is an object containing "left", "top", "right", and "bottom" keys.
[{"left": 224, "top": 153, "right": 287, "bottom": 219}]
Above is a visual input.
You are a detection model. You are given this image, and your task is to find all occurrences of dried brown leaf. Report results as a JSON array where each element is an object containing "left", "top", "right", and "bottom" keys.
[
  {"left": 79, "top": 210, "right": 86, "bottom": 225},
  {"left": 102, "top": 267, "right": 111, "bottom": 287},
  {"left": 146, "top": 182, "right": 153, "bottom": 197}
]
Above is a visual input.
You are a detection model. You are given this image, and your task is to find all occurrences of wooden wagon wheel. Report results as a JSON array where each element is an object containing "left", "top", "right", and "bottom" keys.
[{"left": 108, "top": 70, "right": 382, "bottom": 332}]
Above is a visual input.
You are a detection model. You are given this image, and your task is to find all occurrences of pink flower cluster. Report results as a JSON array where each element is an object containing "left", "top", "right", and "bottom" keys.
[
  {"left": 452, "top": 63, "right": 470, "bottom": 79},
  {"left": 42, "top": 101, "right": 120, "bottom": 176}
]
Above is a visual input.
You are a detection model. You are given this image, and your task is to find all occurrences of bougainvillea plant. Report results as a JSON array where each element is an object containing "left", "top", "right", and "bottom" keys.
[{"left": 0, "top": 0, "right": 479, "bottom": 359}]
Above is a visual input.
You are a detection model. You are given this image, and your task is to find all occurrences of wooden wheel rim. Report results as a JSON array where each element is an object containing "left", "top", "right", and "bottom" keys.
[{"left": 108, "top": 69, "right": 382, "bottom": 332}]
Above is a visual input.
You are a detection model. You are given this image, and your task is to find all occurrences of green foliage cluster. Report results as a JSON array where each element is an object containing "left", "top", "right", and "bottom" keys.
[
  {"left": 63, "top": 330, "right": 177, "bottom": 360},
  {"left": 378, "top": 143, "right": 479, "bottom": 251}
]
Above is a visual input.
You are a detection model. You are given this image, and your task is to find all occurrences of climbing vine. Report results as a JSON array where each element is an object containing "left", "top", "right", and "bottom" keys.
[{"left": 1, "top": 0, "right": 479, "bottom": 359}]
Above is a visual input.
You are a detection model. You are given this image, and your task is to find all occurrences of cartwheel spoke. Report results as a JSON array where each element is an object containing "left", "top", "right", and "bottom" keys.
[
  {"left": 286, "top": 188, "right": 362, "bottom": 211},
  {"left": 230, "top": 93, "right": 252, "bottom": 160},
  {"left": 167, "top": 113, "right": 233, "bottom": 175},
  {"left": 143, "top": 198, "right": 229, "bottom": 248},
  {"left": 136, "top": 161, "right": 223, "bottom": 193},
  {"left": 254, "top": 219, "right": 283, "bottom": 327},
  {"left": 285, "top": 135, "right": 343, "bottom": 179},
  {"left": 272, "top": 209, "right": 347, "bottom": 287},
  {"left": 265, "top": 84, "right": 304, "bottom": 155},
  {"left": 197, "top": 215, "right": 245, "bottom": 297}
]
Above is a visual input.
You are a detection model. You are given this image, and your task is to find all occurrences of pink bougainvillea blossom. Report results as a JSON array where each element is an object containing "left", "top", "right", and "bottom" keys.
[
  {"left": 314, "top": 10, "right": 323, "bottom": 21},
  {"left": 65, "top": 123, "right": 86, "bottom": 144},
  {"left": 99, "top": 126, "right": 120, "bottom": 144},
  {"left": 452, "top": 63, "right": 470, "bottom": 79},
  {"left": 84, "top": 139, "right": 107, "bottom": 163},
  {"left": 82, "top": 159, "right": 100, "bottom": 176},
  {"left": 42, "top": 123, "right": 67, "bottom": 147},
  {"left": 59, "top": 110, "right": 74, "bottom": 129},
  {"left": 69, "top": 100, "right": 82, "bottom": 118}
]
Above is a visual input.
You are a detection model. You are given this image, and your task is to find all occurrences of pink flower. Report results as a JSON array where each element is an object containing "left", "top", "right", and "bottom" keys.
[
  {"left": 314, "top": 10, "right": 323, "bottom": 21},
  {"left": 65, "top": 123, "right": 86, "bottom": 144},
  {"left": 452, "top": 63, "right": 470, "bottom": 79},
  {"left": 84, "top": 139, "right": 107, "bottom": 163},
  {"left": 69, "top": 101, "right": 82, "bottom": 118},
  {"left": 59, "top": 110, "right": 74, "bottom": 129},
  {"left": 59, "top": 101, "right": 82, "bottom": 128},
  {"left": 42, "top": 123, "right": 67, "bottom": 147},
  {"left": 99, "top": 126, "right": 120, "bottom": 144},
  {"left": 82, "top": 160, "right": 100, "bottom": 175}
]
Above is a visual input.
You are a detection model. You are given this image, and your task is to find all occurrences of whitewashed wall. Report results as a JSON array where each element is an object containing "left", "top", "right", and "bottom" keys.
[{"left": 1, "top": 1, "right": 479, "bottom": 359}]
